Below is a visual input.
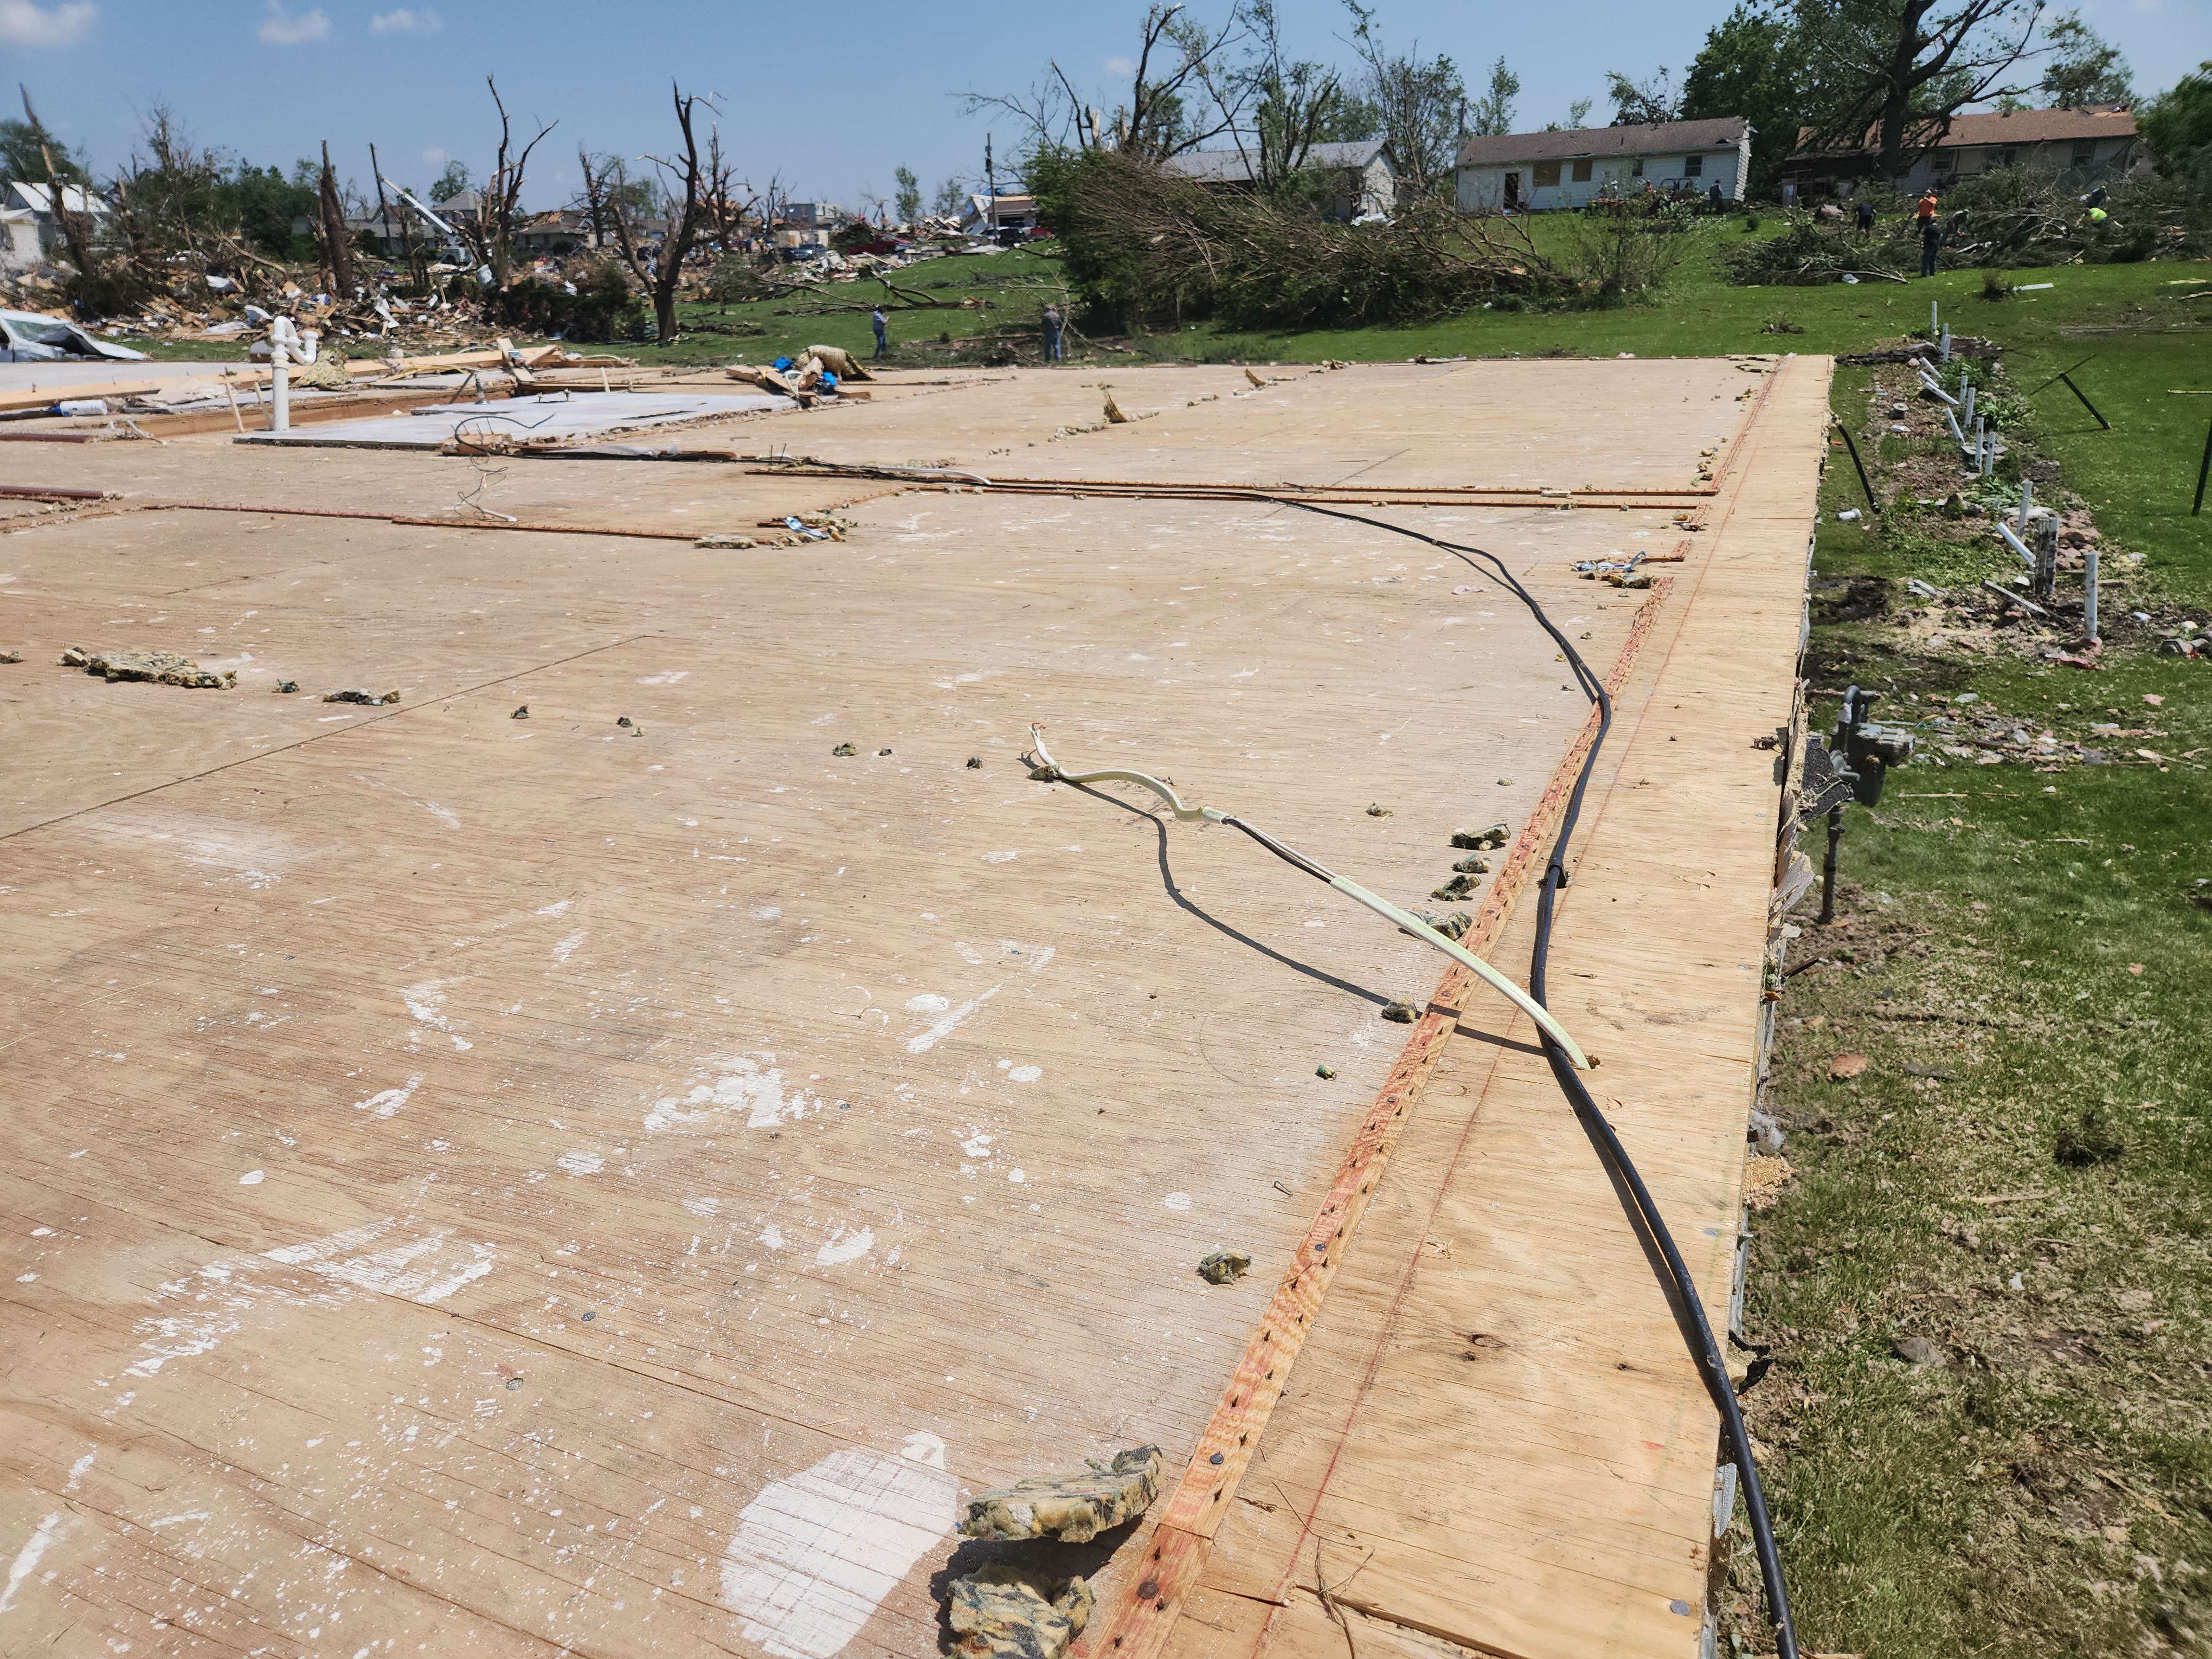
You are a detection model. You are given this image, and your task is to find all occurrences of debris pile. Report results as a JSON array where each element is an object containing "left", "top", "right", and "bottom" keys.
[
  {"left": 726, "top": 344, "right": 872, "bottom": 404},
  {"left": 60, "top": 644, "right": 234, "bottom": 689},
  {"left": 1901, "top": 696, "right": 2185, "bottom": 771}
]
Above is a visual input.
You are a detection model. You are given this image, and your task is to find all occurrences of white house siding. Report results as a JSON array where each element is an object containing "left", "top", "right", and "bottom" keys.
[
  {"left": 1457, "top": 142, "right": 1745, "bottom": 213},
  {"left": 2, "top": 211, "right": 40, "bottom": 273},
  {"left": 1359, "top": 155, "right": 1396, "bottom": 217}
]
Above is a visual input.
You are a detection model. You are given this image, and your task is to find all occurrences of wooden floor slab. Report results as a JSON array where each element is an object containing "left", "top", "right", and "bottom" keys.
[
  {"left": 1141, "top": 355, "right": 1829, "bottom": 1659},
  {"left": 0, "top": 357, "right": 1824, "bottom": 1659}
]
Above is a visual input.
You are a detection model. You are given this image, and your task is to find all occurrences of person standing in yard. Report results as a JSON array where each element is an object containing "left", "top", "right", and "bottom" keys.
[
  {"left": 871, "top": 306, "right": 888, "bottom": 362},
  {"left": 1041, "top": 303, "right": 1063, "bottom": 364},
  {"left": 1916, "top": 189, "right": 1942, "bottom": 277},
  {"left": 1855, "top": 198, "right": 1875, "bottom": 233}
]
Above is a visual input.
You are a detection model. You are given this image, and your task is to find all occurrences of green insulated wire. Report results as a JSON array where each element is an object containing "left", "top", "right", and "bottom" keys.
[{"left": 1025, "top": 724, "right": 1594, "bottom": 1071}]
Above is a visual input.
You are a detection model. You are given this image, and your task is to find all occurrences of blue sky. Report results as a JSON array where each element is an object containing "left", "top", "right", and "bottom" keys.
[{"left": 4, "top": 0, "right": 2201, "bottom": 210}]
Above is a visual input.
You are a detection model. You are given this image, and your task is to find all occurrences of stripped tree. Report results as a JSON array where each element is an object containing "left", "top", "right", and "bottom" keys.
[
  {"left": 639, "top": 83, "right": 717, "bottom": 344},
  {"left": 1795, "top": 0, "right": 2050, "bottom": 176},
  {"left": 1343, "top": 4, "right": 1464, "bottom": 198},
  {"left": 464, "top": 76, "right": 556, "bottom": 286},
  {"left": 316, "top": 139, "right": 357, "bottom": 295},
  {"left": 17, "top": 88, "right": 97, "bottom": 276},
  {"left": 962, "top": 2, "right": 1246, "bottom": 161}
]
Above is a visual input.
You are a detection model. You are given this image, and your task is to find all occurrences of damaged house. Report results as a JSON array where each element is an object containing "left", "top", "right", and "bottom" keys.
[
  {"left": 3, "top": 181, "right": 113, "bottom": 272},
  {"left": 1161, "top": 139, "right": 1397, "bottom": 221},
  {"left": 1781, "top": 105, "right": 2142, "bottom": 200}
]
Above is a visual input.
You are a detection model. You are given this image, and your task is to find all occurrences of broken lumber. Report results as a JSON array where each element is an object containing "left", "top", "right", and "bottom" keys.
[{"left": 0, "top": 380, "right": 163, "bottom": 413}]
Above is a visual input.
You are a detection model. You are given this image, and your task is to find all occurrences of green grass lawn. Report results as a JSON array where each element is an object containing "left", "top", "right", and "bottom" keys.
[{"left": 1721, "top": 330, "right": 2212, "bottom": 1651}]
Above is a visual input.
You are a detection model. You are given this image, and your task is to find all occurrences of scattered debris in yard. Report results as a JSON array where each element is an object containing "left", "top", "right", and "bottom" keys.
[
  {"left": 1891, "top": 1334, "right": 1941, "bottom": 1367},
  {"left": 323, "top": 687, "right": 400, "bottom": 705},
  {"left": 1381, "top": 1000, "right": 1419, "bottom": 1024},
  {"left": 833, "top": 742, "right": 858, "bottom": 756},
  {"left": 958, "top": 1446, "right": 1164, "bottom": 1543}
]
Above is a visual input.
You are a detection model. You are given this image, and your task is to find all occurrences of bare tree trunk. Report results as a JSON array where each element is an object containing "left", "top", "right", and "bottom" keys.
[
  {"left": 582, "top": 153, "right": 650, "bottom": 291},
  {"left": 647, "top": 83, "right": 712, "bottom": 345},
  {"left": 480, "top": 76, "right": 557, "bottom": 288},
  {"left": 578, "top": 148, "right": 609, "bottom": 250},
  {"left": 20, "top": 89, "right": 97, "bottom": 278},
  {"left": 319, "top": 140, "right": 357, "bottom": 294}
]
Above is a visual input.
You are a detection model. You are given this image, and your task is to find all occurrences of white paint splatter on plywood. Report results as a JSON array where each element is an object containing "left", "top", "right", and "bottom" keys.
[
  {"left": 0, "top": 1512, "right": 67, "bottom": 1615},
  {"left": 647, "top": 1052, "right": 821, "bottom": 1133},
  {"left": 903, "top": 986, "right": 999, "bottom": 1054},
  {"left": 720, "top": 1433, "right": 954, "bottom": 1659}
]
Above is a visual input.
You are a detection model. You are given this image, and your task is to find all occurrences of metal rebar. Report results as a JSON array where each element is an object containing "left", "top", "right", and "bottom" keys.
[
  {"left": 1831, "top": 417, "right": 1879, "bottom": 513},
  {"left": 2060, "top": 373, "right": 2110, "bottom": 432},
  {"left": 1819, "top": 805, "right": 1843, "bottom": 925}
]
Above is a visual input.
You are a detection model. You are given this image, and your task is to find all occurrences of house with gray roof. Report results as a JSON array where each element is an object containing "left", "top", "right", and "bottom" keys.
[
  {"left": 1162, "top": 138, "right": 1395, "bottom": 221},
  {"left": 1455, "top": 118, "right": 1751, "bottom": 212}
]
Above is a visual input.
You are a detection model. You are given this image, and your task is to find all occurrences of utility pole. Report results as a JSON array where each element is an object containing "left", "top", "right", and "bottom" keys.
[
  {"left": 369, "top": 142, "right": 420, "bottom": 285},
  {"left": 985, "top": 133, "right": 998, "bottom": 244}
]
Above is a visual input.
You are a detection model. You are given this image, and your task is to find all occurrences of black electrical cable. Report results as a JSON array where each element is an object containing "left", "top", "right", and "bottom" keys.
[{"left": 1242, "top": 494, "right": 1801, "bottom": 1659}]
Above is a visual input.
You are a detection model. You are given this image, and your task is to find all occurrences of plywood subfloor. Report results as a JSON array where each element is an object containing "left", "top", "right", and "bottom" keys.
[
  {"left": 0, "top": 356, "right": 1823, "bottom": 1659},
  {"left": 1111, "top": 355, "right": 1831, "bottom": 1659},
  {"left": 775, "top": 360, "right": 1771, "bottom": 493}
]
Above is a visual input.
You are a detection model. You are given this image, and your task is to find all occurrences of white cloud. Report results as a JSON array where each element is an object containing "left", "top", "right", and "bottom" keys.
[
  {"left": 256, "top": 1, "right": 328, "bottom": 44},
  {"left": 371, "top": 7, "right": 440, "bottom": 32},
  {"left": 1104, "top": 54, "right": 1135, "bottom": 75},
  {"left": 421, "top": 146, "right": 448, "bottom": 167},
  {"left": 0, "top": 1, "right": 97, "bottom": 46}
]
